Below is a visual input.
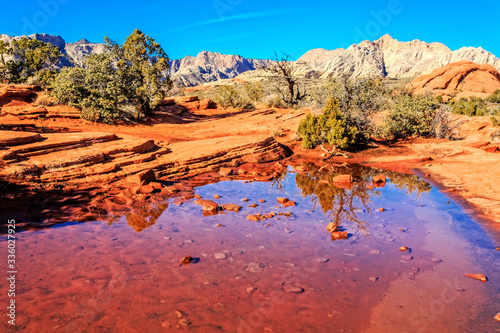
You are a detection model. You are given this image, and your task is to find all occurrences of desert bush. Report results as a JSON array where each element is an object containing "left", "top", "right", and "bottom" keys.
[
  {"left": 487, "top": 89, "right": 500, "bottom": 104},
  {"left": 0, "top": 38, "right": 60, "bottom": 84},
  {"left": 214, "top": 85, "right": 243, "bottom": 108},
  {"left": 450, "top": 97, "right": 486, "bottom": 116},
  {"left": 435, "top": 95, "right": 444, "bottom": 103},
  {"left": 491, "top": 116, "right": 500, "bottom": 127},
  {"left": 244, "top": 82, "right": 264, "bottom": 102},
  {"left": 430, "top": 106, "right": 464, "bottom": 139},
  {"left": 264, "top": 93, "right": 286, "bottom": 108},
  {"left": 327, "top": 76, "right": 387, "bottom": 141},
  {"left": 297, "top": 98, "right": 357, "bottom": 149},
  {"left": 51, "top": 29, "right": 171, "bottom": 123},
  {"left": 381, "top": 93, "right": 440, "bottom": 139},
  {"left": 271, "top": 127, "right": 284, "bottom": 137}
]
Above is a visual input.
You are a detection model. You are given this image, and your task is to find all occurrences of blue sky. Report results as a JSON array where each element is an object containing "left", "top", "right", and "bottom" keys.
[{"left": 1, "top": 0, "right": 499, "bottom": 60}]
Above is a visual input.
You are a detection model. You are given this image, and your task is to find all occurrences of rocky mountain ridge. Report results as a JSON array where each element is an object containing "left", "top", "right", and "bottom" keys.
[
  {"left": 295, "top": 34, "right": 500, "bottom": 79},
  {"left": 1, "top": 33, "right": 499, "bottom": 86}
]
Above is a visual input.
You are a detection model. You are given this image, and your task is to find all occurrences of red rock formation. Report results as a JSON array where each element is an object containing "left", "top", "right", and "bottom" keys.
[{"left": 411, "top": 61, "right": 500, "bottom": 100}]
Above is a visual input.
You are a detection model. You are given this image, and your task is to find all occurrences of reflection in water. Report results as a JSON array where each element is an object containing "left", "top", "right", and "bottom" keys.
[
  {"left": 125, "top": 203, "right": 169, "bottom": 232},
  {"left": 294, "top": 163, "right": 431, "bottom": 231}
]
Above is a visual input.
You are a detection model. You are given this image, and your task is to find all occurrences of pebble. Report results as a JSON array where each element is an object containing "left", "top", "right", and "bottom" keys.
[
  {"left": 259, "top": 199, "right": 266, "bottom": 203},
  {"left": 164, "top": 236, "right": 171, "bottom": 240},
  {"left": 246, "top": 287, "right": 256, "bottom": 295},
  {"left": 465, "top": 273, "right": 487, "bottom": 282},
  {"left": 249, "top": 203, "right": 258, "bottom": 208},
  {"left": 242, "top": 198, "right": 249, "bottom": 202},
  {"left": 110, "top": 238, "right": 118, "bottom": 241},
  {"left": 284, "top": 285, "right": 304, "bottom": 293},
  {"left": 494, "top": 313, "right": 500, "bottom": 321},
  {"left": 215, "top": 253, "right": 227, "bottom": 260},
  {"left": 175, "top": 310, "right": 183, "bottom": 318},
  {"left": 245, "top": 262, "right": 264, "bottom": 273},
  {"left": 378, "top": 208, "right": 385, "bottom": 212},
  {"left": 200, "top": 253, "right": 208, "bottom": 257},
  {"left": 316, "top": 258, "right": 329, "bottom": 263},
  {"left": 178, "top": 319, "right": 191, "bottom": 327},
  {"left": 455, "top": 287, "right": 465, "bottom": 292},
  {"left": 369, "top": 277, "right": 379, "bottom": 282},
  {"left": 214, "top": 194, "right": 220, "bottom": 199},
  {"left": 183, "top": 240, "right": 193, "bottom": 243},
  {"left": 400, "top": 246, "right": 409, "bottom": 252},
  {"left": 431, "top": 258, "right": 442, "bottom": 263},
  {"left": 344, "top": 253, "right": 357, "bottom": 257}
]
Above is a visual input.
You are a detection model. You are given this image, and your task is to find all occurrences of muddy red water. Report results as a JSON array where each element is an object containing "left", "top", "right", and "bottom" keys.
[{"left": 1, "top": 165, "right": 499, "bottom": 332}]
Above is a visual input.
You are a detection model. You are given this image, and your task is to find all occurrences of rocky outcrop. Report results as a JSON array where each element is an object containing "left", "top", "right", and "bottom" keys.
[
  {"left": 169, "top": 51, "right": 270, "bottom": 87},
  {"left": 0, "top": 84, "right": 36, "bottom": 106},
  {"left": 295, "top": 34, "right": 500, "bottom": 79},
  {"left": 410, "top": 61, "right": 500, "bottom": 100}
]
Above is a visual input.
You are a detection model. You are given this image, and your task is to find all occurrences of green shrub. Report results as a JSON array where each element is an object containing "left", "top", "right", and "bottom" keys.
[
  {"left": 381, "top": 93, "right": 440, "bottom": 139},
  {"left": 51, "top": 29, "right": 171, "bottom": 123},
  {"left": 244, "top": 82, "right": 264, "bottom": 102},
  {"left": 435, "top": 95, "right": 443, "bottom": 103},
  {"left": 214, "top": 85, "right": 242, "bottom": 108},
  {"left": 298, "top": 98, "right": 357, "bottom": 149},
  {"left": 491, "top": 116, "right": 500, "bottom": 127},
  {"left": 450, "top": 97, "right": 487, "bottom": 116},
  {"left": 0, "top": 38, "right": 61, "bottom": 84},
  {"left": 487, "top": 89, "right": 500, "bottom": 103}
]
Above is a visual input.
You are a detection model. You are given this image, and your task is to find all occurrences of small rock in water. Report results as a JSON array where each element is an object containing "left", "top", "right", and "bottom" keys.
[
  {"left": 284, "top": 201, "right": 296, "bottom": 207},
  {"left": 242, "top": 198, "right": 249, "bottom": 202},
  {"left": 496, "top": 247, "right": 499, "bottom": 251},
  {"left": 378, "top": 208, "right": 385, "bottom": 212},
  {"left": 400, "top": 246, "right": 409, "bottom": 252},
  {"left": 179, "top": 255, "right": 193, "bottom": 265},
  {"left": 494, "top": 313, "right": 500, "bottom": 322},
  {"left": 326, "top": 222, "right": 338, "bottom": 233},
  {"left": 178, "top": 319, "right": 191, "bottom": 327},
  {"left": 259, "top": 199, "right": 266, "bottom": 203},
  {"left": 246, "top": 215, "right": 261, "bottom": 222},
  {"left": 246, "top": 287, "right": 256, "bottom": 295},
  {"left": 215, "top": 224, "right": 224, "bottom": 228},
  {"left": 249, "top": 203, "right": 258, "bottom": 208},
  {"left": 284, "top": 285, "right": 304, "bottom": 293},
  {"left": 214, "top": 194, "right": 221, "bottom": 199},
  {"left": 369, "top": 277, "right": 379, "bottom": 282},
  {"left": 277, "top": 197, "right": 289, "bottom": 204},
  {"left": 331, "top": 231, "right": 348, "bottom": 240},
  {"left": 465, "top": 273, "right": 487, "bottom": 282},
  {"left": 215, "top": 253, "right": 227, "bottom": 260}
]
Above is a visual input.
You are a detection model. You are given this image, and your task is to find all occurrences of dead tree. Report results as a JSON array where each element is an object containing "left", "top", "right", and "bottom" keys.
[{"left": 261, "top": 52, "right": 307, "bottom": 107}]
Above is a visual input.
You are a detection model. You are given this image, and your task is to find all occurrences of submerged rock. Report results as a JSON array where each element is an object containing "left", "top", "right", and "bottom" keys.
[
  {"left": 277, "top": 197, "right": 289, "bottom": 204},
  {"left": 179, "top": 255, "right": 193, "bottom": 265},
  {"left": 326, "top": 222, "right": 338, "bottom": 233},
  {"left": 222, "top": 203, "right": 242, "bottom": 212},
  {"left": 465, "top": 273, "right": 487, "bottom": 282}
]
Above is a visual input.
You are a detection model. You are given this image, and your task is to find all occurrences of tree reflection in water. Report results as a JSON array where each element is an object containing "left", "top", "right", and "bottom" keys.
[
  {"left": 126, "top": 203, "right": 169, "bottom": 232},
  {"left": 293, "top": 163, "right": 431, "bottom": 233}
]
